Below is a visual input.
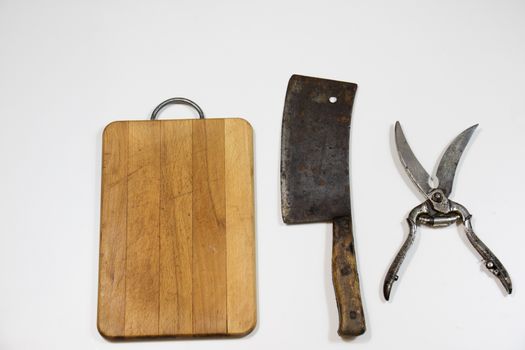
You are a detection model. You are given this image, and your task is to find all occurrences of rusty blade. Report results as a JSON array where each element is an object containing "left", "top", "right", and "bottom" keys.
[{"left": 280, "top": 75, "right": 357, "bottom": 223}]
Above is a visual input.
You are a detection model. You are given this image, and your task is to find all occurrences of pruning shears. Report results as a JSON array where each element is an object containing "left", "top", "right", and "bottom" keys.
[{"left": 383, "top": 122, "right": 512, "bottom": 300}]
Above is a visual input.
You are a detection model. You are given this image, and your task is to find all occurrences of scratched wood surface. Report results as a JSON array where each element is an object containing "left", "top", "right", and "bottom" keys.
[{"left": 98, "top": 118, "right": 256, "bottom": 339}]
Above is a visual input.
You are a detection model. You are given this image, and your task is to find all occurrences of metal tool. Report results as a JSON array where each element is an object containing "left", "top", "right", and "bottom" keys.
[
  {"left": 383, "top": 122, "right": 512, "bottom": 300},
  {"left": 281, "top": 75, "right": 365, "bottom": 336},
  {"left": 150, "top": 97, "right": 205, "bottom": 120}
]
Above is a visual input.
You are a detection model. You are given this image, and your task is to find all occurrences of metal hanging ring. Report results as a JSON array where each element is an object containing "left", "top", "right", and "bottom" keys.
[{"left": 150, "top": 97, "right": 205, "bottom": 120}]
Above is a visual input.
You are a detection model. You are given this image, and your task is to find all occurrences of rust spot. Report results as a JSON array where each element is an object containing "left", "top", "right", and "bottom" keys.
[
  {"left": 337, "top": 115, "right": 350, "bottom": 124},
  {"left": 347, "top": 242, "right": 355, "bottom": 254},
  {"left": 340, "top": 265, "right": 352, "bottom": 276}
]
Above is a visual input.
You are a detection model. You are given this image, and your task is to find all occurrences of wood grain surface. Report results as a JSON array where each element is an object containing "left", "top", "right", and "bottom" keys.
[
  {"left": 332, "top": 216, "right": 365, "bottom": 337},
  {"left": 98, "top": 118, "right": 256, "bottom": 339}
]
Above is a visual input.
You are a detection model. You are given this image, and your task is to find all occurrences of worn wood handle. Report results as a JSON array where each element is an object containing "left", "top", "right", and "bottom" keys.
[{"left": 332, "top": 216, "right": 366, "bottom": 337}]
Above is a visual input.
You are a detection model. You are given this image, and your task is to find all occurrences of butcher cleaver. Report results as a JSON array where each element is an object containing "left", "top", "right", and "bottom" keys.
[{"left": 280, "top": 75, "right": 365, "bottom": 337}]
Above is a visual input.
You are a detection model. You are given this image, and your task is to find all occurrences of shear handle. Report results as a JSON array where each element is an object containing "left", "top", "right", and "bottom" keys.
[
  {"left": 448, "top": 201, "right": 512, "bottom": 294},
  {"left": 463, "top": 218, "right": 512, "bottom": 294},
  {"left": 383, "top": 203, "right": 428, "bottom": 300}
]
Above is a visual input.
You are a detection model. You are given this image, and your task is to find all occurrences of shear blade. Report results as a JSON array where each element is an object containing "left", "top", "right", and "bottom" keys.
[
  {"left": 435, "top": 124, "right": 478, "bottom": 197},
  {"left": 394, "top": 122, "right": 431, "bottom": 196},
  {"left": 395, "top": 122, "right": 478, "bottom": 198}
]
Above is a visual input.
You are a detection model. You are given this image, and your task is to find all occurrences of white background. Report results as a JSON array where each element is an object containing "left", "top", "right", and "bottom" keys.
[{"left": 0, "top": 0, "right": 524, "bottom": 349}]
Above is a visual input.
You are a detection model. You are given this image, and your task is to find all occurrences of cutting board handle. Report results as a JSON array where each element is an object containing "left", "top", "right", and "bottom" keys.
[
  {"left": 150, "top": 97, "right": 205, "bottom": 120},
  {"left": 332, "top": 216, "right": 366, "bottom": 337}
]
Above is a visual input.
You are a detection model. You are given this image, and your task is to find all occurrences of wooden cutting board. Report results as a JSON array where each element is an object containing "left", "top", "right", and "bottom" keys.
[{"left": 97, "top": 118, "right": 256, "bottom": 339}]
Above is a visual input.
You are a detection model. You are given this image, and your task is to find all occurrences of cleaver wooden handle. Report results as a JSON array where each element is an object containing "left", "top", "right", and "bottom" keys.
[{"left": 332, "top": 216, "right": 366, "bottom": 337}]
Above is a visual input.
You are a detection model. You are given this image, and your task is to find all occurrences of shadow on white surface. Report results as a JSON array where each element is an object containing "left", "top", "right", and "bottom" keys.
[{"left": 91, "top": 127, "right": 105, "bottom": 343}]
